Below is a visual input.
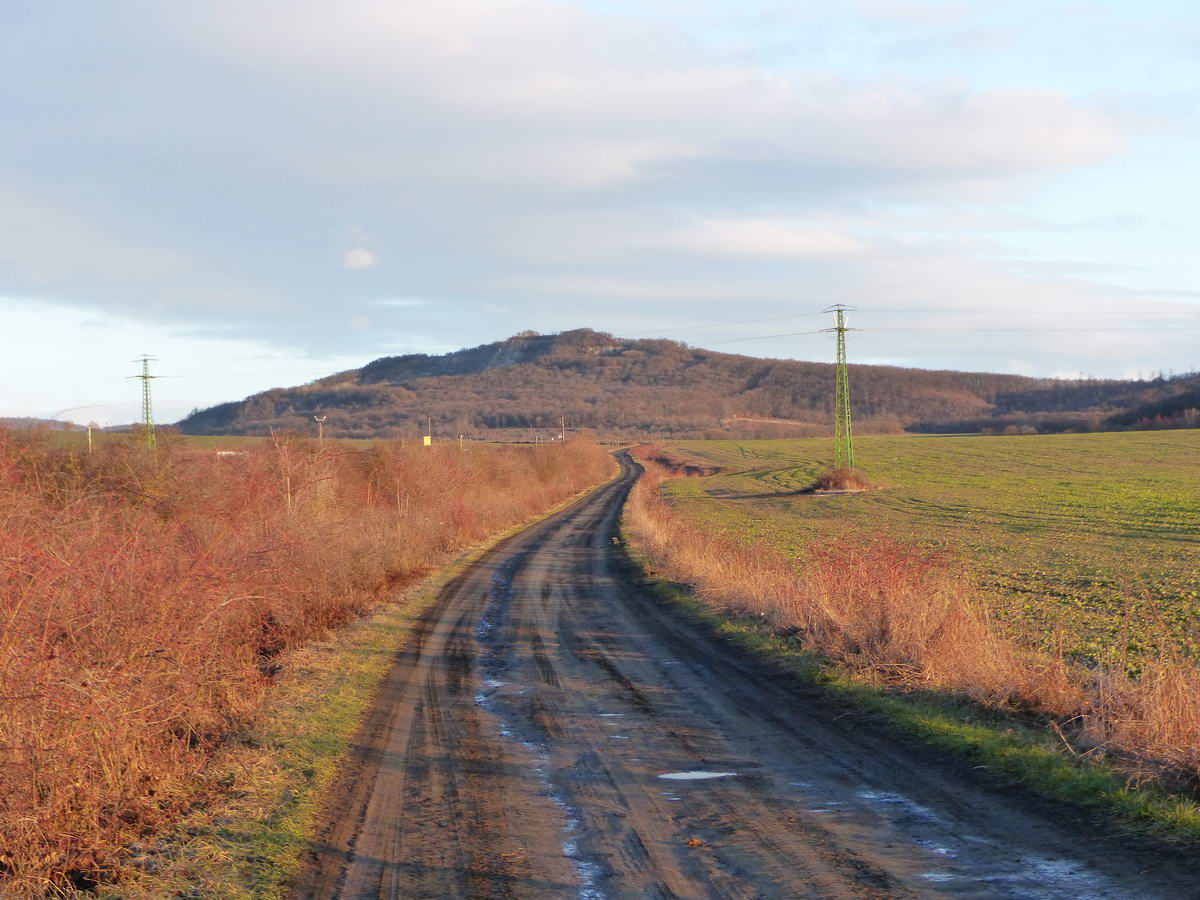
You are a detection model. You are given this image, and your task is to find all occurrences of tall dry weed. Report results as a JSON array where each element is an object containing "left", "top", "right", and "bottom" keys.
[
  {"left": 0, "top": 432, "right": 611, "bottom": 892},
  {"left": 1082, "top": 660, "right": 1200, "bottom": 779}
]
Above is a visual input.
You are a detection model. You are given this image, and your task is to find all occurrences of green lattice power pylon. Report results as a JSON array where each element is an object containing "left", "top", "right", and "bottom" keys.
[
  {"left": 821, "top": 305, "right": 857, "bottom": 469},
  {"left": 132, "top": 356, "right": 157, "bottom": 450}
]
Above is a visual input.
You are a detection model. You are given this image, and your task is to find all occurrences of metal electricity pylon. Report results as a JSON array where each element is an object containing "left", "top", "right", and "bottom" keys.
[
  {"left": 131, "top": 356, "right": 158, "bottom": 450},
  {"left": 821, "top": 305, "right": 859, "bottom": 469}
]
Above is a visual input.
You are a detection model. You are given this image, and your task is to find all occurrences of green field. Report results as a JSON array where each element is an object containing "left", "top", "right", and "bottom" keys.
[{"left": 663, "top": 431, "right": 1200, "bottom": 666}]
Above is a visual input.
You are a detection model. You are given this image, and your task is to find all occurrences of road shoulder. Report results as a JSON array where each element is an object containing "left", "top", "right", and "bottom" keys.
[{"left": 615, "top": 533, "right": 1200, "bottom": 856}]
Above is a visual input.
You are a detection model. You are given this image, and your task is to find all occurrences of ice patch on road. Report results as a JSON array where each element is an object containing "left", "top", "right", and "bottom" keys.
[
  {"left": 474, "top": 553, "right": 609, "bottom": 900},
  {"left": 856, "top": 790, "right": 950, "bottom": 828},
  {"left": 853, "top": 789, "right": 1119, "bottom": 897},
  {"left": 985, "top": 855, "right": 1117, "bottom": 898},
  {"left": 918, "top": 872, "right": 956, "bottom": 882},
  {"left": 658, "top": 771, "right": 737, "bottom": 781},
  {"left": 917, "top": 840, "right": 955, "bottom": 857},
  {"left": 558, "top": 813, "right": 606, "bottom": 900},
  {"left": 473, "top": 678, "right": 507, "bottom": 706},
  {"left": 476, "top": 560, "right": 518, "bottom": 643}
]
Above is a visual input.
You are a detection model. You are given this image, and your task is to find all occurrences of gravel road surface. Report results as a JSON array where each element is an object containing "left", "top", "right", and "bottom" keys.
[{"left": 292, "top": 453, "right": 1195, "bottom": 899}]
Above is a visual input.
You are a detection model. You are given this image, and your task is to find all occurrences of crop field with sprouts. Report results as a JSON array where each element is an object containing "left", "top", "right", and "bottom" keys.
[{"left": 659, "top": 430, "right": 1200, "bottom": 666}]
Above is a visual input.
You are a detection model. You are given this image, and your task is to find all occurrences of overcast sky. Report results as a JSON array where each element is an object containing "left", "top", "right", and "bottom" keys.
[{"left": 3, "top": 0, "right": 1199, "bottom": 424}]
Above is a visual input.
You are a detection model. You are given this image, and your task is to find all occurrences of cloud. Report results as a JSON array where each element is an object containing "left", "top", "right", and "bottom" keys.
[
  {"left": 674, "top": 219, "right": 866, "bottom": 259},
  {"left": 0, "top": 0, "right": 1191, "bottom": 381},
  {"left": 342, "top": 248, "right": 376, "bottom": 269}
]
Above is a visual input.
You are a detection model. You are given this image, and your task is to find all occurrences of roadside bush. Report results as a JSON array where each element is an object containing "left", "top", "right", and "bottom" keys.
[
  {"left": 810, "top": 467, "right": 874, "bottom": 492},
  {"left": 0, "top": 432, "right": 611, "bottom": 893}
]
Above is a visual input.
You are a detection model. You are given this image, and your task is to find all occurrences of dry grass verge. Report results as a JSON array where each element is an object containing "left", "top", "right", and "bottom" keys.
[
  {"left": 624, "top": 445, "right": 1200, "bottom": 816},
  {"left": 0, "top": 432, "right": 612, "bottom": 895},
  {"left": 101, "top": 471, "right": 615, "bottom": 899}
]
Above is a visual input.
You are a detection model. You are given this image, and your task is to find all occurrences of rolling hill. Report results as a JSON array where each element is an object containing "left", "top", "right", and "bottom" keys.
[
  {"left": 177, "top": 329, "right": 1200, "bottom": 439},
  {"left": 0, "top": 417, "right": 85, "bottom": 431}
]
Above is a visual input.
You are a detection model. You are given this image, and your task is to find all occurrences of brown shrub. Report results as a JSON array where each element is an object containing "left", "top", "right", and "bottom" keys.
[
  {"left": 811, "top": 467, "right": 874, "bottom": 492},
  {"left": 0, "top": 432, "right": 612, "bottom": 892}
]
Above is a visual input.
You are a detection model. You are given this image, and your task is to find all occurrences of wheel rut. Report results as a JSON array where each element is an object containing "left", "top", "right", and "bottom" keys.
[{"left": 291, "top": 453, "right": 1198, "bottom": 899}]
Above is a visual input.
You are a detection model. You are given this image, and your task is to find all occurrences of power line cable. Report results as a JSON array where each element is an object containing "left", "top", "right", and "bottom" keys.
[
  {"left": 703, "top": 325, "right": 1200, "bottom": 345},
  {"left": 863, "top": 326, "right": 1200, "bottom": 333},
  {"left": 0, "top": 362, "right": 130, "bottom": 389},
  {"left": 705, "top": 329, "right": 828, "bottom": 345},
  {"left": 1, "top": 367, "right": 334, "bottom": 408},
  {"left": 855, "top": 308, "right": 1200, "bottom": 318},
  {"left": 156, "top": 368, "right": 337, "bottom": 379},
  {"left": 624, "top": 311, "right": 828, "bottom": 336},
  {"left": 622, "top": 306, "right": 1200, "bottom": 340},
  {"left": 156, "top": 354, "right": 371, "bottom": 363}
]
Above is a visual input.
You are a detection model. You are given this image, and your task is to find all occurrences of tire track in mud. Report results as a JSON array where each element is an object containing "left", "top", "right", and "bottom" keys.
[{"left": 292, "top": 453, "right": 1197, "bottom": 899}]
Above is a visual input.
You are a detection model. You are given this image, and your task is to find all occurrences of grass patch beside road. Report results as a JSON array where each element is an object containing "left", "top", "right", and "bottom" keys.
[
  {"left": 104, "top": 472, "right": 616, "bottom": 899},
  {"left": 106, "top": 581, "right": 444, "bottom": 899}
]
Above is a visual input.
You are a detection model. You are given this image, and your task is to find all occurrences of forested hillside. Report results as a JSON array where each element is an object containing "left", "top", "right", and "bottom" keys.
[
  {"left": 0, "top": 417, "right": 83, "bottom": 431},
  {"left": 178, "top": 329, "right": 1200, "bottom": 438}
]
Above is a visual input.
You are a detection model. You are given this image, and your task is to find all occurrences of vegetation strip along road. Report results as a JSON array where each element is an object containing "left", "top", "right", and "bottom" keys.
[
  {"left": 291, "top": 452, "right": 1195, "bottom": 899},
  {"left": 0, "top": 432, "right": 612, "bottom": 894},
  {"left": 106, "top": 467, "right": 620, "bottom": 898},
  {"left": 662, "top": 431, "right": 1200, "bottom": 664}
]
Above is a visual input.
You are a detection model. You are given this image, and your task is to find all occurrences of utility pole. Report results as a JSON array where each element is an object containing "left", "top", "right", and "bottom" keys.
[
  {"left": 559, "top": 414, "right": 565, "bottom": 443},
  {"left": 821, "top": 306, "right": 858, "bottom": 470},
  {"left": 313, "top": 415, "right": 327, "bottom": 443},
  {"left": 130, "top": 356, "right": 157, "bottom": 450}
]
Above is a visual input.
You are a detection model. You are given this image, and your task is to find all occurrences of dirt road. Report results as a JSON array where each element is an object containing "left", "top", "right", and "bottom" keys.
[{"left": 293, "top": 454, "right": 1195, "bottom": 899}]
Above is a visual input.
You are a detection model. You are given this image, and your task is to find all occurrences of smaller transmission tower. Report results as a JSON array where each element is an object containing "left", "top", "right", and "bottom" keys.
[
  {"left": 131, "top": 356, "right": 158, "bottom": 450},
  {"left": 821, "top": 306, "right": 859, "bottom": 469}
]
